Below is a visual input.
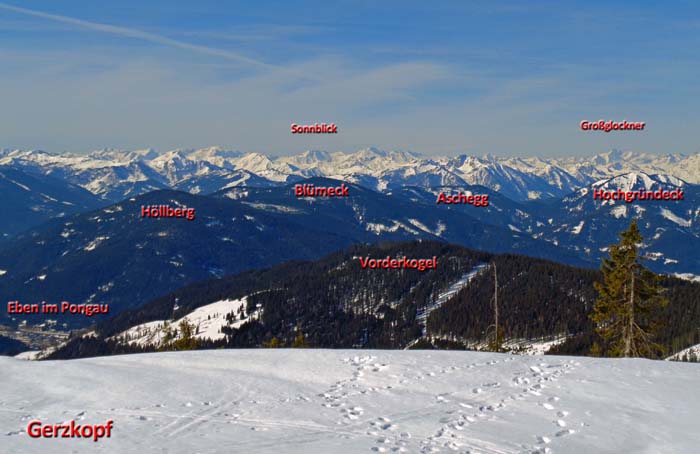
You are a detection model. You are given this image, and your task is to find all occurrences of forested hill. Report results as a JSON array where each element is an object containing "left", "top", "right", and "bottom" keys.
[
  {"left": 49, "top": 241, "right": 700, "bottom": 360},
  {"left": 429, "top": 256, "right": 700, "bottom": 356}
]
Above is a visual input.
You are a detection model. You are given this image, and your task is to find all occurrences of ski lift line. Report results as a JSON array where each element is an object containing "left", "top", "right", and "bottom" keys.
[{"left": 415, "top": 263, "right": 490, "bottom": 336}]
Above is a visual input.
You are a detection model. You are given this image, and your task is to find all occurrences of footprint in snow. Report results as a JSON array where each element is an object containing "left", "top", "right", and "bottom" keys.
[
  {"left": 370, "top": 417, "right": 395, "bottom": 431},
  {"left": 514, "top": 376, "right": 530, "bottom": 385},
  {"left": 537, "top": 435, "right": 551, "bottom": 444},
  {"left": 341, "top": 406, "right": 364, "bottom": 420},
  {"left": 530, "top": 448, "right": 552, "bottom": 454}
]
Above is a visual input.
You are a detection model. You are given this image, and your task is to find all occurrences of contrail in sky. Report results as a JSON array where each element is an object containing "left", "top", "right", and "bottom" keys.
[{"left": 0, "top": 2, "right": 279, "bottom": 71}]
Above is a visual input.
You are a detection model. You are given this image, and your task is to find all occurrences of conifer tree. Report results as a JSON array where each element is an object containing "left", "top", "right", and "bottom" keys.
[
  {"left": 291, "top": 332, "right": 309, "bottom": 348},
  {"left": 262, "top": 337, "right": 284, "bottom": 348},
  {"left": 173, "top": 319, "right": 198, "bottom": 351},
  {"left": 159, "top": 322, "right": 176, "bottom": 351},
  {"left": 591, "top": 219, "right": 667, "bottom": 358}
]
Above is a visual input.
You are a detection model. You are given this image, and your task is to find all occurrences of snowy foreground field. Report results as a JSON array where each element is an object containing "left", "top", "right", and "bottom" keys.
[{"left": 2, "top": 350, "right": 699, "bottom": 454}]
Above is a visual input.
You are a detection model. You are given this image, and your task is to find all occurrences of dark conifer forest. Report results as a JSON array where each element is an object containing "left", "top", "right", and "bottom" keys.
[{"left": 48, "top": 241, "right": 700, "bottom": 360}]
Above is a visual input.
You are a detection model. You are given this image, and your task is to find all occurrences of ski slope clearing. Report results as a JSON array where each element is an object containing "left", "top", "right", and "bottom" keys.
[
  {"left": 417, "top": 263, "right": 488, "bottom": 336},
  {"left": 1, "top": 350, "right": 698, "bottom": 453},
  {"left": 110, "top": 297, "right": 250, "bottom": 347}
]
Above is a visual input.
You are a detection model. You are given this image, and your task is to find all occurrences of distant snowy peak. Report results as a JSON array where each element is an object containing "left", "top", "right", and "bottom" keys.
[
  {"left": 563, "top": 172, "right": 691, "bottom": 209},
  {"left": 2, "top": 147, "right": 699, "bottom": 202},
  {"left": 148, "top": 151, "right": 228, "bottom": 184},
  {"left": 591, "top": 172, "right": 686, "bottom": 192},
  {"left": 87, "top": 148, "right": 156, "bottom": 164},
  {"left": 230, "top": 152, "right": 274, "bottom": 171},
  {"left": 278, "top": 150, "right": 332, "bottom": 167},
  {"left": 561, "top": 150, "right": 700, "bottom": 185},
  {"left": 444, "top": 157, "right": 576, "bottom": 201}
]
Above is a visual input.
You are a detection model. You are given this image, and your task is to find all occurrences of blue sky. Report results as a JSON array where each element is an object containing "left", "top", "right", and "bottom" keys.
[{"left": 1, "top": 1, "right": 699, "bottom": 156}]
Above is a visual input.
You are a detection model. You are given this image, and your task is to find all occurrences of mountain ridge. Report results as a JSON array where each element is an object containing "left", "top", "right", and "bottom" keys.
[
  {"left": 1, "top": 181, "right": 583, "bottom": 330},
  {"left": 2, "top": 147, "right": 698, "bottom": 202}
]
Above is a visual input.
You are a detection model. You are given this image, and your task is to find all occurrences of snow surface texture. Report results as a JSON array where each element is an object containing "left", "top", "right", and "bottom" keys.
[{"left": 2, "top": 350, "right": 699, "bottom": 454}]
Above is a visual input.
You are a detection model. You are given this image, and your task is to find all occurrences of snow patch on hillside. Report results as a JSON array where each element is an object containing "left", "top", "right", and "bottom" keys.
[
  {"left": 673, "top": 273, "right": 700, "bottom": 282},
  {"left": 407, "top": 218, "right": 446, "bottom": 237},
  {"left": 660, "top": 208, "right": 691, "bottom": 227},
  {"left": 242, "top": 202, "right": 302, "bottom": 214},
  {"left": 365, "top": 220, "right": 419, "bottom": 236},
  {"left": 84, "top": 236, "right": 109, "bottom": 251},
  {"left": 610, "top": 205, "right": 627, "bottom": 218},
  {"left": 505, "top": 336, "right": 568, "bottom": 355},
  {"left": 571, "top": 220, "right": 584, "bottom": 234}
]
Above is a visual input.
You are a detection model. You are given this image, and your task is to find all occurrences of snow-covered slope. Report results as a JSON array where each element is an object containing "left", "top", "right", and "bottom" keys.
[
  {"left": 667, "top": 343, "right": 700, "bottom": 362},
  {"left": 2, "top": 350, "right": 698, "bottom": 453},
  {"left": 110, "top": 297, "right": 253, "bottom": 347}
]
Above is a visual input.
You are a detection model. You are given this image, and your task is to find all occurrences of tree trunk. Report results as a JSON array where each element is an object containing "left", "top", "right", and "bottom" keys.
[
  {"left": 493, "top": 263, "right": 499, "bottom": 351},
  {"left": 623, "top": 269, "right": 635, "bottom": 357}
]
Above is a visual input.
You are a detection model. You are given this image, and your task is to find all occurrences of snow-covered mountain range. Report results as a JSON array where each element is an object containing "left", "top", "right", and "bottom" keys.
[
  {"left": 0, "top": 147, "right": 698, "bottom": 318},
  {"left": 2, "top": 147, "right": 698, "bottom": 201}
]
